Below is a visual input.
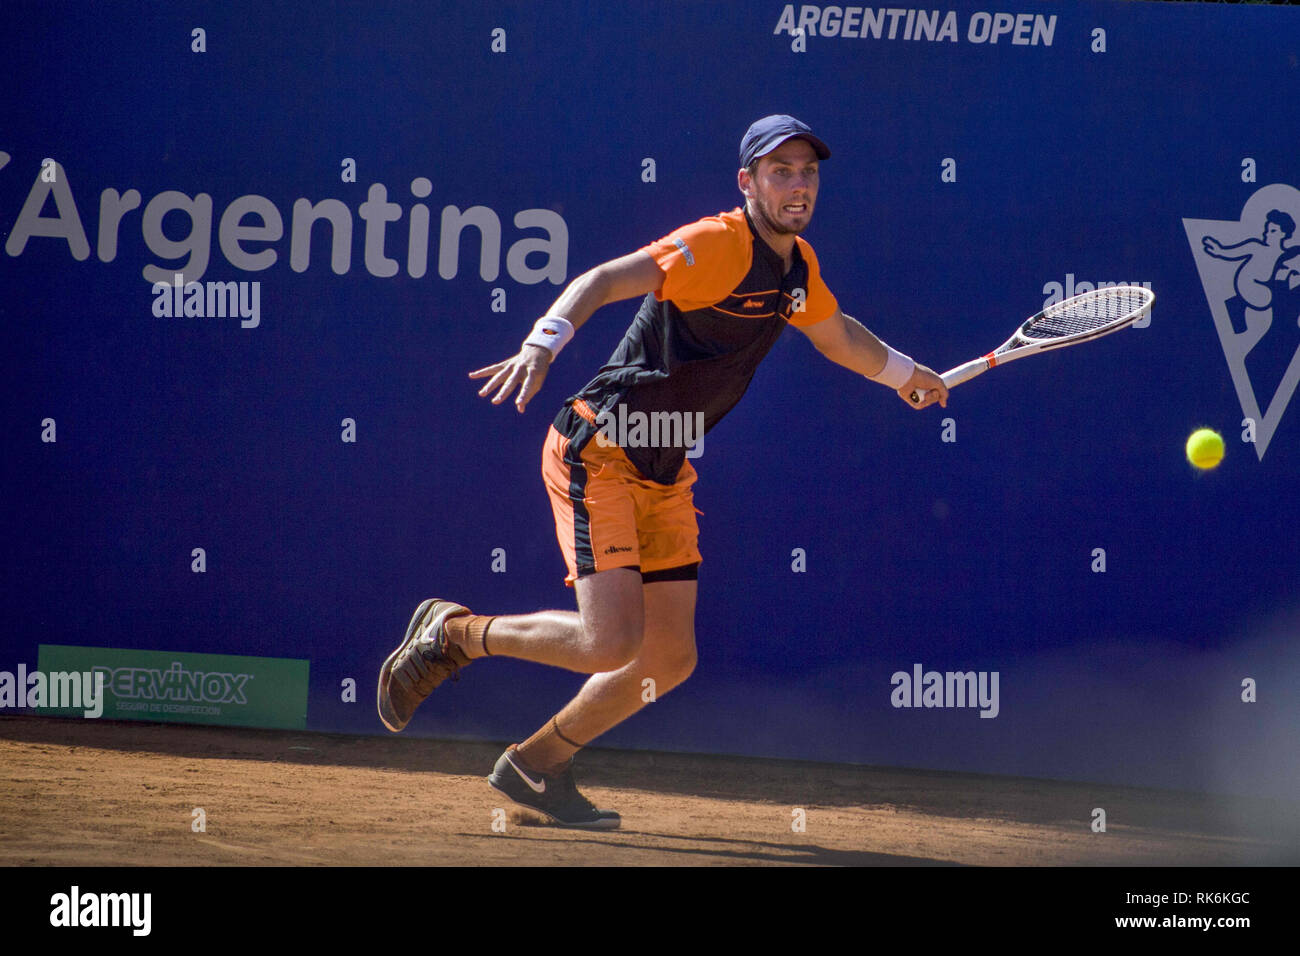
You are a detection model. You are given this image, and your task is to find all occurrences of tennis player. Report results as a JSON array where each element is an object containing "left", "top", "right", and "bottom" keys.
[{"left": 378, "top": 115, "right": 948, "bottom": 828}]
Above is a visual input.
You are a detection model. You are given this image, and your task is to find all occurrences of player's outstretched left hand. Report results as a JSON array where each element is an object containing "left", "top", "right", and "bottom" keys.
[
  {"left": 469, "top": 345, "right": 552, "bottom": 413},
  {"left": 900, "top": 364, "right": 948, "bottom": 409}
]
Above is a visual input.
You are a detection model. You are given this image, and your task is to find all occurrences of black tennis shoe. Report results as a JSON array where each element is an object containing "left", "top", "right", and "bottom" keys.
[{"left": 487, "top": 747, "right": 621, "bottom": 830}]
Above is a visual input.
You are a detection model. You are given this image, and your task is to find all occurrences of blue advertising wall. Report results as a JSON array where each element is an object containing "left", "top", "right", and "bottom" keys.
[{"left": 3, "top": 0, "right": 1297, "bottom": 799}]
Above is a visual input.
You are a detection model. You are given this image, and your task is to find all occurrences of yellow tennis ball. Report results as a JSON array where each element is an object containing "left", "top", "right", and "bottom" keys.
[{"left": 1186, "top": 428, "right": 1224, "bottom": 469}]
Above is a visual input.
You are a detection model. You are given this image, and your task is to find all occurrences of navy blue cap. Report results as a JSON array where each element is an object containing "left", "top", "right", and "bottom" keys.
[{"left": 739, "top": 115, "right": 830, "bottom": 168}]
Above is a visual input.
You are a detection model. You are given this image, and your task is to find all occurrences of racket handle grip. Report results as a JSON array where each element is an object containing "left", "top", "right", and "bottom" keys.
[{"left": 908, "top": 358, "right": 992, "bottom": 405}]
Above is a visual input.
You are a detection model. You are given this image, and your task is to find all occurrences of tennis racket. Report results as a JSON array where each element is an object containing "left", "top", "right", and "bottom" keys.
[{"left": 909, "top": 285, "right": 1154, "bottom": 405}]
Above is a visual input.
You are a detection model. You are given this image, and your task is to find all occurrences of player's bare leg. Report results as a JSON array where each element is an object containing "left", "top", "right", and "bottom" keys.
[
  {"left": 379, "top": 569, "right": 695, "bottom": 827},
  {"left": 512, "top": 577, "right": 697, "bottom": 773},
  {"left": 485, "top": 576, "right": 696, "bottom": 828},
  {"left": 378, "top": 568, "right": 647, "bottom": 733}
]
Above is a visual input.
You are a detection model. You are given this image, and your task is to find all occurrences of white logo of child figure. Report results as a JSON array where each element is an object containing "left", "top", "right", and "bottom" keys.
[{"left": 1184, "top": 183, "right": 1300, "bottom": 460}]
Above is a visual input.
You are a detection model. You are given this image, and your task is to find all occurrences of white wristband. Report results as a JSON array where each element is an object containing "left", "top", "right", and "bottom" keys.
[
  {"left": 868, "top": 345, "right": 915, "bottom": 389},
  {"left": 522, "top": 315, "right": 575, "bottom": 358}
]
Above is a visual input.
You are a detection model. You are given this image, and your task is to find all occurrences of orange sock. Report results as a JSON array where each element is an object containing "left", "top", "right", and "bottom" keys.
[
  {"left": 515, "top": 716, "right": 584, "bottom": 775},
  {"left": 444, "top": 614, "right": 495, "bottom": 659}
]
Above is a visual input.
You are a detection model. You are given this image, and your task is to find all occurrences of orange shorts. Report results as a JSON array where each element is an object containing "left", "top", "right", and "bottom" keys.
[{"left": 541, "top": 425, "right": 701, "bottom": 586}]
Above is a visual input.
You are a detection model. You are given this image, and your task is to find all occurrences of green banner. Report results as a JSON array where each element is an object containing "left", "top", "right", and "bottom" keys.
[{"left": 35, "top": 644, "right": 310, "bottom": 729}]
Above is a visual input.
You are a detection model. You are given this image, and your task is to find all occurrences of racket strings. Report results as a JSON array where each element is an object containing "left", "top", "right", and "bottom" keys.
[{"left": 1025, "top": 287, "right": 1151, "bottom": 339}]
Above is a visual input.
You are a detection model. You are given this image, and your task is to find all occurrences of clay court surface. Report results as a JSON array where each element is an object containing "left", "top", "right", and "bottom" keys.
[{"left": 2, "top": 715, "right": 1296, "bottom": 866}]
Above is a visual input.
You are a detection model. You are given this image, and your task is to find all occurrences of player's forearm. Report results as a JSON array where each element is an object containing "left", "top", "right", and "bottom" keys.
[
  {"left": 542, "top": 252, "right": 664, "bottom": 333},
  {"left": 518, "top": 254, "right": 662, "bottom": 364},
  {"left": 824, "top": 312, "right": 891, "bottom": 378},
  {"left": 544, "top": 267, "right": 616, "bottom": 332}
]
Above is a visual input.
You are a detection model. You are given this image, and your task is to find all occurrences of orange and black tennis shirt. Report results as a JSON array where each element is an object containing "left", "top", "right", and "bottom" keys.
[{"left": 552, "top": 207, "right": 839, "bottom": 485}]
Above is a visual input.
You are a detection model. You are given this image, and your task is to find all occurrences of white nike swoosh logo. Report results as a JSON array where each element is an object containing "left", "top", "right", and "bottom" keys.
[{"left": 506, "top": 753, "right": 546, "bottom": 793}]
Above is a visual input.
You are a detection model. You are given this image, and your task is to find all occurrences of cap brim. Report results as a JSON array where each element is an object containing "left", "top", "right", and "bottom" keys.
[
  {"left": 755, "top": 132, "right": 831, "bottom": 162},
  {"left": 790, "top": 133, "right": 831, "bottom": 160}
]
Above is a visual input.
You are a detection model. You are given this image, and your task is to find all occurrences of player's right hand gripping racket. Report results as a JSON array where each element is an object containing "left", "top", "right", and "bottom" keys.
[{"left": 910, "top": 285, "right": 1155, "bottom": 405}]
